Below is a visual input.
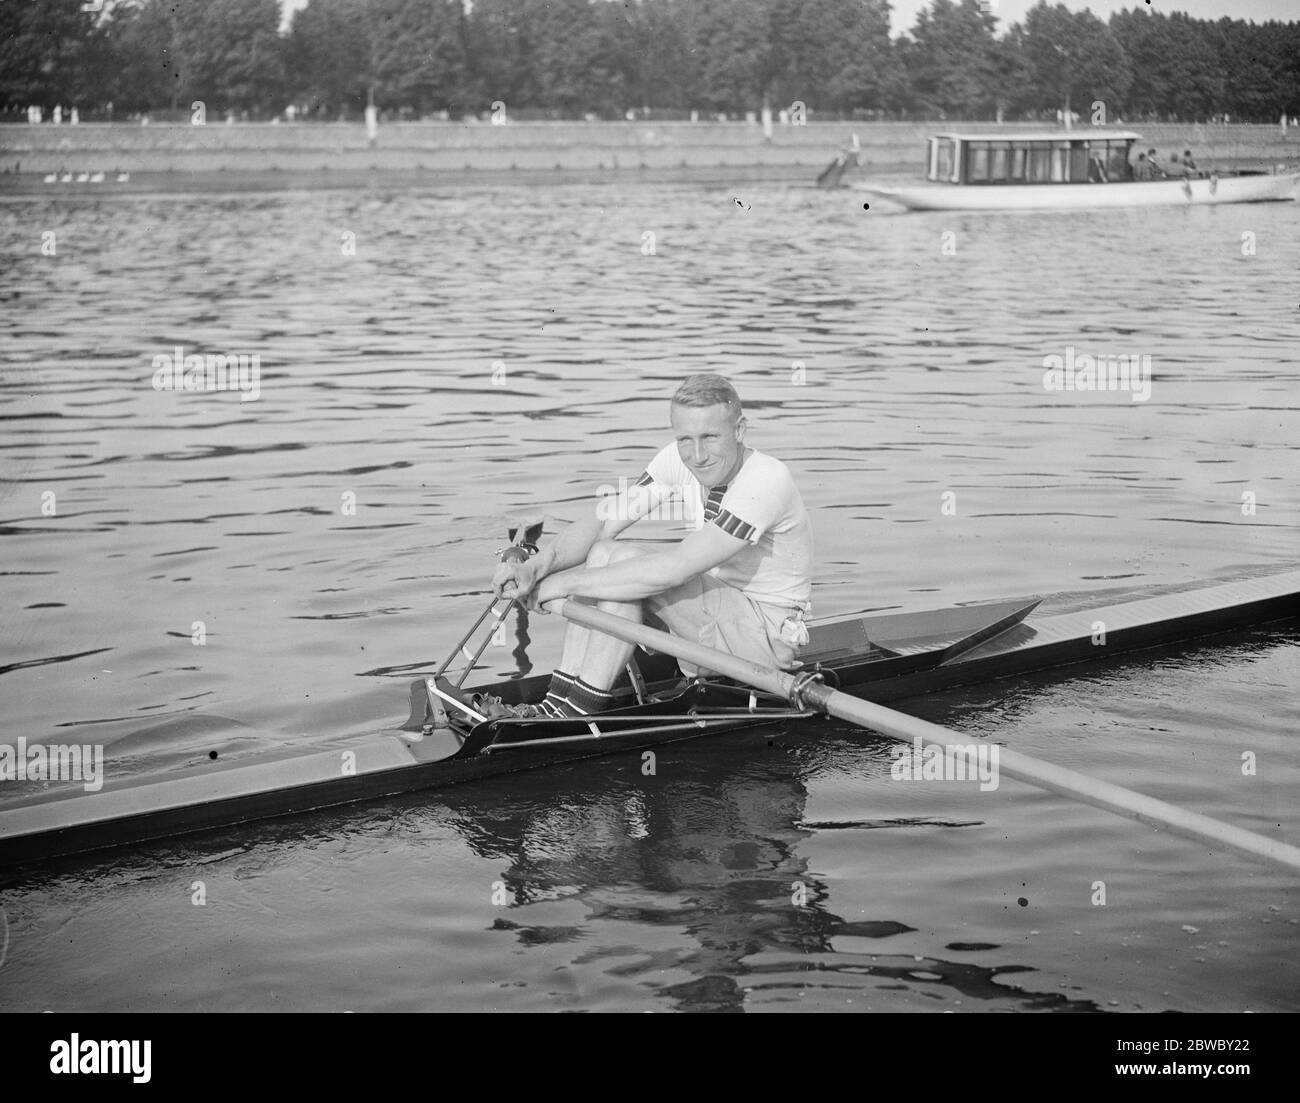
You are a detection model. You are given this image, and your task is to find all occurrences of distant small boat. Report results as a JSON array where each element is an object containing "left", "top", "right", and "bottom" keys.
[
  {"left": 857, "top": 130, "right": 1300, "bottom": 210},
  {"left": 89, "top": 171, "right": 105, "bottom": 183}
]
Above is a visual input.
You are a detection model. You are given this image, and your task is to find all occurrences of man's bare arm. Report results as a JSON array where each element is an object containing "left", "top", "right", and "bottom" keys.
[
  {"left": 535, "top": 524, "right": 746, "bottom": 604},
  {"left": 537, "top": 515, "right": 603, "bottom": 576},
  {"left": 495, "top": 506, "right": 638, "bottom": 599}
]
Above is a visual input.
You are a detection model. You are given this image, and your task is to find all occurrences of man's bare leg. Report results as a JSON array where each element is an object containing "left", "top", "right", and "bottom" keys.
[{"left": 544, "top": 540, "right": 648, "bottom": 712}]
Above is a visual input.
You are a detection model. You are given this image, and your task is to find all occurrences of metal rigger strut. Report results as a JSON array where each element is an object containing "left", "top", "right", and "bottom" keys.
[{"left": 402, "top": 520, "right": 544, "bottom": 733}]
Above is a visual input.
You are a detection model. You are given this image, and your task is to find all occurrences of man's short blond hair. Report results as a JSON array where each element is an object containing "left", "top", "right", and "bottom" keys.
[{"left": 671, "top": 374, "right": 742, "bottom": 419}]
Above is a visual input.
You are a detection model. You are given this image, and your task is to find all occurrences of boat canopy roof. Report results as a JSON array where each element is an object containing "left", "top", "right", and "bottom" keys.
[{"left": 933, "top": 131, "right": 1142, "bottom": 143}]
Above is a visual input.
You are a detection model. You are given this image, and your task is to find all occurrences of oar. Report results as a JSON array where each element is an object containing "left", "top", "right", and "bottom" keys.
[{"left": 545, "top": 598, "right": 1300, "bottom": 877}]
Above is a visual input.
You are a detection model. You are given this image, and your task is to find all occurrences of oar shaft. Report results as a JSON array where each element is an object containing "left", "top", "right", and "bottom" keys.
[
  {"left": 548, "top": 598, "right": 1300, "bottom": 876},
  {"left": 800, "top": 681, "right": 1300, "bottom": 876}
]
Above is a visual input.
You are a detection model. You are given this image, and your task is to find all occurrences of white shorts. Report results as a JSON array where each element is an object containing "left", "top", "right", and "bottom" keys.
[{"left": 645, "top": 573, "right": 806, "bottom": 676}]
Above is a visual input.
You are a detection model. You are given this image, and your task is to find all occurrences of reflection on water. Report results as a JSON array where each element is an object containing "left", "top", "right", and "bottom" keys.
[
  {"left": 436, "top": 746, "right": 1103, "bottom": 1013},
  {"left": 0, "top": 183, "right": 1296, "bottom": 1011}
]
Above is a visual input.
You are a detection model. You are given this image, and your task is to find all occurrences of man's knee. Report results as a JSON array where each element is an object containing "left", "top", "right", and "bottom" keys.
[{"left": 585, "top": 539, "right": 644, "bottom": 568}]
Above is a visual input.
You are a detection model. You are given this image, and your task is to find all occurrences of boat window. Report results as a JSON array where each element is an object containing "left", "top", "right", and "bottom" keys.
[
  {"left": 990, "top": 146, "right": 1008, "bottom": 182},
  {"left": 968, "top": 143, "right": 989, "bottom": 183},
  {"left": 1051, "top": 145, "right": 1069, "bottom": 182},
  {"left": 1010, "top": 147, "right": 1026, "bottom": 181},
  {"left": 1028, "top": 144, "right": 1051, "bottom": 182},
  {"left": 1107, "top": 140, "right": 1133, "bottom": 181},
  {"left": 1069, "top": 145, "right": 1089, "bottom": 182},
  {"left": 931, "top": 138, "right": 956, "bottom": 183}
]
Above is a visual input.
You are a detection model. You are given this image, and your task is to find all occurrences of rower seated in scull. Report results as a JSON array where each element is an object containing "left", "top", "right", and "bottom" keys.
[{"left": 481, "top": 373, "right": 814, "bottom": 719}]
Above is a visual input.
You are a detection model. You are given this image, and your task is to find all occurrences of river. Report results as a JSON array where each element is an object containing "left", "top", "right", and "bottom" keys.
[{"left": 0, "top": 182, "right": 1296, "bottom": 1011}]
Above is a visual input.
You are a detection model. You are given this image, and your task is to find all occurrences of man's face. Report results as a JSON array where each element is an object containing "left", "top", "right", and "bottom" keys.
[{"left": 671, "top": 402, "right": 744, "bottom": 488}]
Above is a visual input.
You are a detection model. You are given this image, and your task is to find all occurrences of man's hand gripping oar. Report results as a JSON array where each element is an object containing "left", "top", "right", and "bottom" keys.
[{"left": 493, "top": 522, "right": 545, "bottom": 606}]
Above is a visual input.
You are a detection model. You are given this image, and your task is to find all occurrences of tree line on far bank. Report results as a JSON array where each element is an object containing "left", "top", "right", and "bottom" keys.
[{"left": 3, "top": 0, "right": 1298, "bottom": 125}]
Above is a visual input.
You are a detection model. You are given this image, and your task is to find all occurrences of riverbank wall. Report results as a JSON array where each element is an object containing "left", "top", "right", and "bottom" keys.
[{"left": 1, "top": 120, "right": 1295, "bottom": 194}]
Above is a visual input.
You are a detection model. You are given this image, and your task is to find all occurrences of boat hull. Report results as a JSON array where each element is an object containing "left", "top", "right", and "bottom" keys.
[
  {"left": 2, "top": 571, "right": 1297, "bottom": 867},
  {"left": 857, "top": 172, "right": 1300, "bottom": 211}
]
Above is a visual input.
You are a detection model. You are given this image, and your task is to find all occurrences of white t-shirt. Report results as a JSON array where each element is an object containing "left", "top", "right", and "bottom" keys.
[{"left": 621, "top": 445, "right": 813, "bottom": 611}]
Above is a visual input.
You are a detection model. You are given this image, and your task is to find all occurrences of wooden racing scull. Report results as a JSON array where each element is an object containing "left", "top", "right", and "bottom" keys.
[{"left": 0, "top": 569, "right": 1296, "bottom": 869}]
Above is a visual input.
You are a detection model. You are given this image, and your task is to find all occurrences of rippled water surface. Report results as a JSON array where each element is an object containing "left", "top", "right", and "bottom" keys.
[{"left": 0, "top": 183, "right": 1297, "bottom": 1011}]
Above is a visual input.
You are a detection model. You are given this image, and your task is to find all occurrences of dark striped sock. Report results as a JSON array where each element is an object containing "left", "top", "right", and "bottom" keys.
[
  {"left": 565, "top": 678, "right": 615, "bottom": 716},
  {"left": 542, "top": 671, "right": 577, "bottom": 716},
  {"left": 546, "top": 670, "right": 579, "bottom": 696},
  {"left": 541, "top": 675, "right": 615, "bottom": 718}
]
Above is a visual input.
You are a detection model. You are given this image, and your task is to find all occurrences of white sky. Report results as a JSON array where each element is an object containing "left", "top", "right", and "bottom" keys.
[
  {"left": 892, "top": 0, "right": 1299, "bottom": 36},
  {"left": 279, "top": 0, "right": 1299, "bottom": 38}
]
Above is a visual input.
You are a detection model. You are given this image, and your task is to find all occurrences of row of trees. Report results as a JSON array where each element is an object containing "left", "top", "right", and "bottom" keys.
[{"left": 3, "top": 0, "right": 1299, "bottom": 123}]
